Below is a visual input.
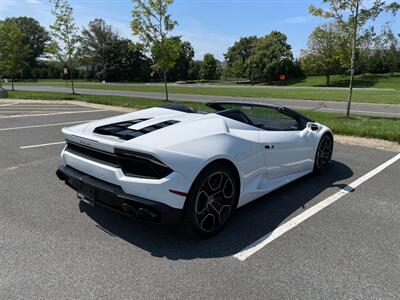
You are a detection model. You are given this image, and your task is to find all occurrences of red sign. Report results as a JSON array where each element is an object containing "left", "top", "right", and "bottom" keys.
[
  {"left": 63, "top": 67, "right": 69, "bottom": 75},
  {"left": 279, "top": 74, "right": 286, "bottom": 81}
]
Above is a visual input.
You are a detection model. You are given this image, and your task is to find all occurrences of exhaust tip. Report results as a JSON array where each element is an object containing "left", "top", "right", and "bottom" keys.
[
  {"left": 56, "top": 168, "right": 66, "bottom": 181},
  {"left": 137, "top": 207, "right": 158, "bottom": 221},
  {"left": 121, "top": 203, "right": 160, "bottom": 222},
  {"left": 121, "top": 203, "right": 137, "bottom": 216}
]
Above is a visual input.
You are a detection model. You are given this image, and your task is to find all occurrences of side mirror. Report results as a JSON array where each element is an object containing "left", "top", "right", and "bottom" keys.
[{"left": 307, "top": 122, "right": 320, "bottom": 132}]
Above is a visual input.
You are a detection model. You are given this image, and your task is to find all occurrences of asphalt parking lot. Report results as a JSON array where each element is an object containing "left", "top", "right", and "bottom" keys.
[{"left": 1, "top": 102, "right": 399, "bottom": 299}]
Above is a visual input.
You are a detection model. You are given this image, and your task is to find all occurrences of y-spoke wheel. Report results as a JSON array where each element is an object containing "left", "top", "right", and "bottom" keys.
[
  {"left": 195, "top": 171, "right": 235, "bottom": 233},
  {"left": 184, "top": 162, "right": 238, "bottom": 238},
  {"left": 314, "top": 134, "right": 333, "bottom": 174}
]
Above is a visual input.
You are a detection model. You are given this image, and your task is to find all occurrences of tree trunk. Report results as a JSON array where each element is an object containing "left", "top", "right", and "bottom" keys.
[
  {"left": 326, "top": 74, "right": 330, "bottom": 87},
  {"left": 70, "top": 69, "right": 75, "bottom": 94},
  {"left": 163, "top": 70, "right": 169, "bottom": 101},
  {"left": 11, "top": 77, "right": 14, "bottom": 91},
  {"left": 346, "top": 1, "right": 359, "bottom": 119}
]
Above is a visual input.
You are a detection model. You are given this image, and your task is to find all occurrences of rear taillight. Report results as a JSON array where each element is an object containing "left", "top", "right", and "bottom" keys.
[{"left": 114, "top": 148, "right": 173, "bottom": 179}]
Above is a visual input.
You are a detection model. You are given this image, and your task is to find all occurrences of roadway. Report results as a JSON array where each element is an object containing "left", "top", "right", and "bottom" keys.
[{"left": 6, "top": 84, "right": 400, "bottom": 118}]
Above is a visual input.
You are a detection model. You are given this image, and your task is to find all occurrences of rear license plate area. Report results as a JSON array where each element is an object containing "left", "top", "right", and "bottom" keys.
[{"left": 77, "top": 183, "right": 96, "bottom": 207}]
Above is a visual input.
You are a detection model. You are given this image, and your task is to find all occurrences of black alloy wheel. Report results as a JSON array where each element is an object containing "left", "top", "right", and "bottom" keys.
[
  {"left": 314, "top": 134, "right": 333, "bottom": 174},
  {"left": 184, "top": 163, "right": 238, "bottom": 237}
]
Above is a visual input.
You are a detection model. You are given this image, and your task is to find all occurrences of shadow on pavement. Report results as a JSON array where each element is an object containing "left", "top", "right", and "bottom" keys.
[{"left": 80, "top": 160, "right": 353, "bottom": 260}]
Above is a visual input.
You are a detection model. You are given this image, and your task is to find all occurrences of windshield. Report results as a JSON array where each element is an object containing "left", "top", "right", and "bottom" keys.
[{"left": 207, "top": 102, "right": 310, "bottom": 131}]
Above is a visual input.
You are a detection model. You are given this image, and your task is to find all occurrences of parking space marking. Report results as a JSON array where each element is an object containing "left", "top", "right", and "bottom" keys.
[
  {"left": 0, "top": 108, "right": 91, "bottom": 110},
  {"left": 10, "top": 105, "right": 83, "bottom": 108},
  {"left": 13, "top": 104, "right": 81, "bottom": 106},
  {"left": 20, "top": 141, "right": 65, "bottom": 149},
  {"left": 233, "top": 153, "right": 400, "bottom": 261},
  {"left": 0, "top": 109, "right": 107, "bottom": 119},
  {"left": 0, "top": 120, "right": 94, "bottom": 131},
  {"left": 0, "top": 103, "right": 16, "bottom": 107}
]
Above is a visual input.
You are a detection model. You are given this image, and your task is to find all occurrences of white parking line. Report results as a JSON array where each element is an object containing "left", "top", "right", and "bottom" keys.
[
  {"left": 234, "top": 153, "right": 400, "bottom": 261},
  {"left": 20, "top": 141, "right": 65, "bottom": 149},
  {"left": 0, "top": 120, "right": 94, "bottom": 131},
  {"left": 0, "top": 103, "right": 16, "bottom": 107},
  {"left": 13, "top": 104, "right": 79, "bottom": 107},
  {"left": 0, "top": 109, "right": 106, "bottom": 119},
  {"left": 0, "top": 108, "right": 89, "bottom": 110}
]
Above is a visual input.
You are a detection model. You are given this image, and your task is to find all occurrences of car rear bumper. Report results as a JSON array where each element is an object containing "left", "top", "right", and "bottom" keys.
[{"left": 56, "top": 165, "right": 183, "bottom": 224}]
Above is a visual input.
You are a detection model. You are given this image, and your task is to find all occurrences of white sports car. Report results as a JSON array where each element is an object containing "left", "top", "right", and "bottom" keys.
[{"left": 56, "top": 101, "right": 333, "bottom": 237}]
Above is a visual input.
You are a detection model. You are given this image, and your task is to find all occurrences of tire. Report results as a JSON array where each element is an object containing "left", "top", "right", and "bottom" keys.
[
  {"left": 183, "top": 162, "right": 239, "bottom": 238},
  {"left": 313, "top": 133, "right": 333, "bottom": 174}
]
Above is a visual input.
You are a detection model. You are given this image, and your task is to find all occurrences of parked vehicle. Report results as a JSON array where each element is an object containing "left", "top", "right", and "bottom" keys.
[{"left": 56, "top": 101, "right": 333, "bottom": 237}]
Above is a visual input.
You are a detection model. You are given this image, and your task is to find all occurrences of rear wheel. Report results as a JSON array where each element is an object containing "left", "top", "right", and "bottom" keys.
[
  {"left": 184, "top": 162, "right": 238, "bottom": 238},
  {"left": 313, "top": 134, "right": 333, "bottom": 174}
]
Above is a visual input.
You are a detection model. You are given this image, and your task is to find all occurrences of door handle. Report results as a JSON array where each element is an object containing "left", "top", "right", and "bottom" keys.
[{"left": 265, "top": 144, "right": 274, "bottom": 149}]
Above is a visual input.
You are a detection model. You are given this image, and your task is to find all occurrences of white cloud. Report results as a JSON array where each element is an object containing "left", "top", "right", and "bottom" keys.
[{"left": 282, "top": 15, "right": 313, "bottom": 24}]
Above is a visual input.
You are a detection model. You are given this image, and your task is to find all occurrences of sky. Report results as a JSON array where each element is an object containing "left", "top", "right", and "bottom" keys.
[{"left": 1, "top": 0, "right": 399, "bottom": 60}]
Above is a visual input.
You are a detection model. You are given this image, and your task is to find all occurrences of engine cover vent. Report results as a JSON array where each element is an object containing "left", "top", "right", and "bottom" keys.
[{"left": 93, "top": 119, "right": 180, "bottom": 141}]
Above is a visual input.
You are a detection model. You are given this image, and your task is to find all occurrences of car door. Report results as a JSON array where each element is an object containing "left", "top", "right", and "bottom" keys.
[
  {"left": 259, "top": 129, "right": 315, "bottom": 179},
  {"left": 208, "top": 102, "right": 316, "bottom": 180},
  {"left": 250, "top": 106, "right": 315, "bottom": 179}
]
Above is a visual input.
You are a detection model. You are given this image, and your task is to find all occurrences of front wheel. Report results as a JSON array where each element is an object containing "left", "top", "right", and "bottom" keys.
[
  {"left": 183, "top": 162, "right": 238, "bottom": 238},
  {"left": 313, "top": 134, "right": 333, "bottom": 174}
]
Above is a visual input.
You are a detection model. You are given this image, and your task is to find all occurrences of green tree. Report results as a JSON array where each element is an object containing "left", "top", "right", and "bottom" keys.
[
  {"left": 356, "top": 27, "right": 376, "bottom": 75},
  {"left": 80, "top": 18, "right": 120, "bottom": 81},
  {"left": 105, "top": 40, "right": 152, "bottom": 82},
  {"left": 310, "top": 0, "right": 400, "bottom": 118},
  {"left": 224, "top": 36, "right": 258, "bottom": 82},
  {"left": 49, "top": 0, "right": 80, "bottom": 94},
  {"left": 301, "top": 23, "right": 344, "bottom": 86},
  {"left": 131, "top": 0, "right": 178, "bottom": 101},
  {"left": 0, "top": 20, "right": 30, "bottom": 90},
  {"left": 188, "top": 60, "right": 201, "bottom": 80},
  {"left": 200, "top": 53, "right": 218, "bottom": 80},
  {"left": 248, "top": 31, "right": 294, "bottom": 83},
  {"left": 2, "top": 17, "right": 50, "bottom": 78},
  {"left": 380, "top": 24, "right": 400, "bottom": 75},
  {"left": 230, "top": 59, "right": 245, "bottom": 83},
  {"left": 168, "top": 36, "right": 195, "bottom": 81}
]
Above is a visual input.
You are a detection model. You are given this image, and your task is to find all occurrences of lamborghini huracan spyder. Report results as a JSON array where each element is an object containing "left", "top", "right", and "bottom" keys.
[{"left": 56, "top": 101, "right": 333, "bottom": 237}]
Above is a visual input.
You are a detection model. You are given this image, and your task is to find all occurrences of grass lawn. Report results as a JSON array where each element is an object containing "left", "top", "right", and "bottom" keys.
[
  {"left": 5, "top": 73, "right": 400, "bottom": 89},
  {"left": 3, "top": 73, "right": 400, "bottom": 104},
  {"left": 274, "top": 73, "right": 400, "bottom": 89},
  {"left": 3, "top": 90, "right": 399, "bottom": 143},
  {"left": 8, "top": 82, "right": 397, "bottom": 104},
  {"left": 300, "top": 110, "right": 400, "bottom": 143}
]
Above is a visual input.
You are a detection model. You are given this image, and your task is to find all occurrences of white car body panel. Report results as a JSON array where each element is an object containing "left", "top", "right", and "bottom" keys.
[
  {"left": 259, "top": 129, "right": 316, "bottom": 179},
  {"left": 60, "top": 105, "right": 332, "bottom": 210}
]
